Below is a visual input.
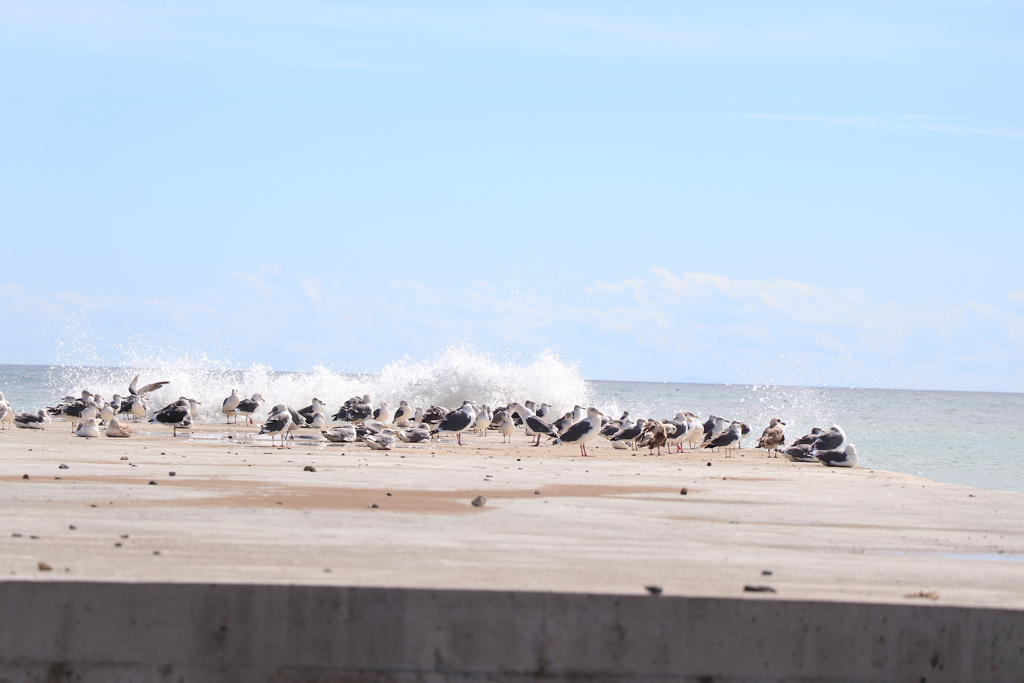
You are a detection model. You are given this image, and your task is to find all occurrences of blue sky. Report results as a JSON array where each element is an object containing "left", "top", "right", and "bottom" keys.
[{"left": 2, "top": 1, "right": 1023, "bottom": 391}]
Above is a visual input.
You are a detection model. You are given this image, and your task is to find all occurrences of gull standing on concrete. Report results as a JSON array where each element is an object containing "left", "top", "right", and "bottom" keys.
[
  {"left": 553, "top": 407, "right": 604, "bottom": 457},
  {"left": 150, "top": 399, "right": 193, "bottom": 437},
  {"left": 259, "top": 407, "right": 292, "bottom": 448},
  {"left": 757, "top": 418, "right": 786, "bottom": 456},
  {"left": 498, "top": 410, "right": 516, "bottom": 443},
  {"left": 235, "top": 393, "right": 266, "bottom": 425},
  {"left": 703, "top": 421, "right": 741, "bottom": 452},
  {"left": 222, "top": 389, "right": 241, "bottom": 424},
  {"left": 430, "top": 402, "right": 477, "bottom": 445},
  {"left": 508, "top": 402, "right": 559, "bottom": 446}
]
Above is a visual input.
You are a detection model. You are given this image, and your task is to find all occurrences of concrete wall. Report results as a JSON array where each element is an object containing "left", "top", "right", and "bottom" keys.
[{"left": 0, "top": 581, "right": 1021, "bottom": 682}]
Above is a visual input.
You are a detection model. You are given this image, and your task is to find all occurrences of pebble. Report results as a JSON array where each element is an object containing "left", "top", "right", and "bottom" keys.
[
  {"left": 534, "top": 490, "right": 541, "bottom": 495},
  {"left": 58, "top": 464, "right": 69, "bottom": 470},
  {"left": 303, "top": 465, "right": 316, "bottom": 472},
  {"left": 371, "top": 504, "right": 379, "bottom": 509},
  {"left": 38, "top": 562, "right": 52, "bottom": 572},
  {"left": 645, "top": 585, "right": 663, "bottom": 596},
  {"left": 22, "top": 474, "right": 29, "bottom": 480},
  {"left": 120, "top": 456, "right": 128, "bottom": 461},
  {"left": 169, "top": 472, "right": 176, "bottom": 477},
  {"left": 471, "top": 495, "right": 487, "bottom": 507},
  {"left": 762, "top": 570, "right": 773, "bottom": 576},
  {"left": 744, "top": 585, "right": 776, "bottom": 593},
  {"left": 680, "top": 488, "right": 688, "bottom": 495},
  {"left": 68, "top": 525, "right": 77, "bottom": 530},
  {"left": 153, "top": 551, "right": 161, "bottom": 555},
  {"left": 386, "top": 492, "right": 392, "bottom": 497},
  {"left": 114, "top": 542, "right": 122, "bottom": 548},
  {"left": 148, "top": 481, "right": 158, "bottom": 486},
  {"left": 707, "top": 462, "right": 712, "bottom": 466}
]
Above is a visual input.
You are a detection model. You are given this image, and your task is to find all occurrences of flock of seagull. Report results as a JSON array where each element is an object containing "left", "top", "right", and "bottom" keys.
[{"left": 0, "top": 376, "right": 858, "bottom": 467}]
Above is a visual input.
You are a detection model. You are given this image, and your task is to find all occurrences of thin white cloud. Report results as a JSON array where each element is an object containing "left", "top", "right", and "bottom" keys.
[{"left": 1008, "top": 290, "right": 1024, "bottom": 303}]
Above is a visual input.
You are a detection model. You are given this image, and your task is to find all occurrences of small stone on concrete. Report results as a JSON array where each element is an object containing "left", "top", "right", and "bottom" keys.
[
  {"left": 304, "top": 465, "right": 316, "bottom": 472},
  {"left": 38, "top": 562, "right": 52, "bottom": 571},
  {"left": 59, "top": 464, "right": 69, "bottom": 470},
  {"left": 148, "top": 480, "right": 158, "bottom": 485},
  {"left": 744, "top": 585, "right": 776, "bottom": 593},
  {"left": 645, "top": 585, "right": 663, "bottom": 596},
  {"left": 471, "top": 495, "right": 487, "bottom": 507},
  {"left": 680, "top": 488, "right": 688, "bottom": 495}
]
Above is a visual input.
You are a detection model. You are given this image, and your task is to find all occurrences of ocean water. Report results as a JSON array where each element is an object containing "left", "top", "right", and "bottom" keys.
[{"left": 1, "top": 350, "right": 1022, "bottom": 494}]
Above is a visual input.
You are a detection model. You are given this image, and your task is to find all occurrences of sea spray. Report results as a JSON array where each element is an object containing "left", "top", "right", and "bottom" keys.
[{"left": 43, "top": 347, "right": 592, "bottom": 423}]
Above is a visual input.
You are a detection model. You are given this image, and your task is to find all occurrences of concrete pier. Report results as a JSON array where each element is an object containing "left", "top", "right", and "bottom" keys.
[
  {"left": 2, "top": 581, "right": 1023, "bottom": 682},
  {"left": 2, "top": 425, "right": 1023, "bottom": 680}
]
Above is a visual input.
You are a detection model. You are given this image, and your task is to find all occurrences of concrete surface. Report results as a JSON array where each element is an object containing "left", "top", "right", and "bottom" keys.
[
  {"left": 2, "top": 581, "right": 1022, "bottom": 682},
  {"left": 1, "top": 423, "right": 1023, "bottom": 681}
]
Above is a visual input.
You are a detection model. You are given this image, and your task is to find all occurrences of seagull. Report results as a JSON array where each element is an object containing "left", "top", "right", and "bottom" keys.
[
  {"left": 430, "top": 403, "right": 476, "bottom": 445},
  {"left": 780, "top": 444, "right": 816, "bottom": 462},
  {"left": 702, "top": 416, "right": 729, "bottom": 445},
  {"left": 150, "top": 399, "right": 193, "bottom": 436},
  {"left": 322, "top": 424, "right": 357, "bottom": 443},
  {"left": 662, "top": 419, "right": 688, "bottom": 453},
  {"left": 365, "top": 429, "right": 397, "bottom": 450},
  {"left": 552, "top": 412, "right": 575, "bottom": 435},
  {"left": 298, "top": 398, "right": 324, "bottom": 425},
  {"left": 600, "top": 418, "right": 629, "bottom": 439},
  {"left": 372, "top": 402, "right": 390, "bottom": 424},
  {"left": 74, "top": 417, "right": 101, "bottom": 438},
  {"left": 610, "top": 421, "right": 643, "bottom": 450},
  {"left": 816, "top": 443, "right": 858, "bottom": 467},
  {"left": 703, "top": 421, "right": 741, "bottom": 452},
  {"left": 535, "top": 403, "right": 553, "bottom": 420},
  {"left": 0, "top": 398, "right": 13, "bottom": 430},
  {"left": 553, "top": 407, "right": 604, "bottom": 457},
  {"left": 60, "top": 399, "right": 99, "bottom": 430},
  {"left": 269, "top": 404, "right": 304, "bottom": 440},
  {"left": 474, "top": 404, "right": 493, "bottom": 435},
  {"left": 127, "top": 374, "right": 169, "bottom": 399},
  {"left": 129, "top": 395, "right": 148, "bottom": 422},
  {"left": 15, "top": 409, "right": 51, "bottom": 429},
  {"left": 259, "top": 408, "right": 292, "bottom": 448},
  {"left": 682, "top": 415, "right": 705, "bottom": 449},
  {"left": 222, "top": 389, "right": 241, "bottom": 424},
  {"left": 508, "top": 402, "right": 559, "bottom": 446},
  {"left": 757, "top": 418, "right": 786, "bottom": 456},
  {"left": 420, "top": 405, "right": 447, "bottom": 425},
  {"left": 636, "top": 419, "right": 668, "bottom": 456},
  {"left": 105, "top": 415, "right": 135, "bottom": 438},
  {"left": 391, "top": 400, "right": 413, "bottom": 426},
  {"left": 700, "top": 415, "right": 718, "bottom": 443},
  {"left": 308, "top": 412, "right": 327, "bottom": 429},
  {"left": 498, "top": 410, "right": 516, "bottom": 443},
  {"left": 100, "top": 402, "right": 116, "bottom": 424},
  {"left": 811, "top": 425, "right": 847, "bottom": 453},
  {"left": 235, "top": 393, "right": 266, "bottom": 425},
  {"left": 397, "top": 427, "right": 431, "bottom": 443},
  {"left": 333, "top": 395, "right": 373, "bottom": 422},
  {"left": 792, "top": 427, "right": 823, "bottom": 447}
]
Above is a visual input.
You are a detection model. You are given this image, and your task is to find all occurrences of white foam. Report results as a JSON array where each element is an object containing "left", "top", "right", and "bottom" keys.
[{"left": 44, "top": 346, "right": 591, "bottom": 422}]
